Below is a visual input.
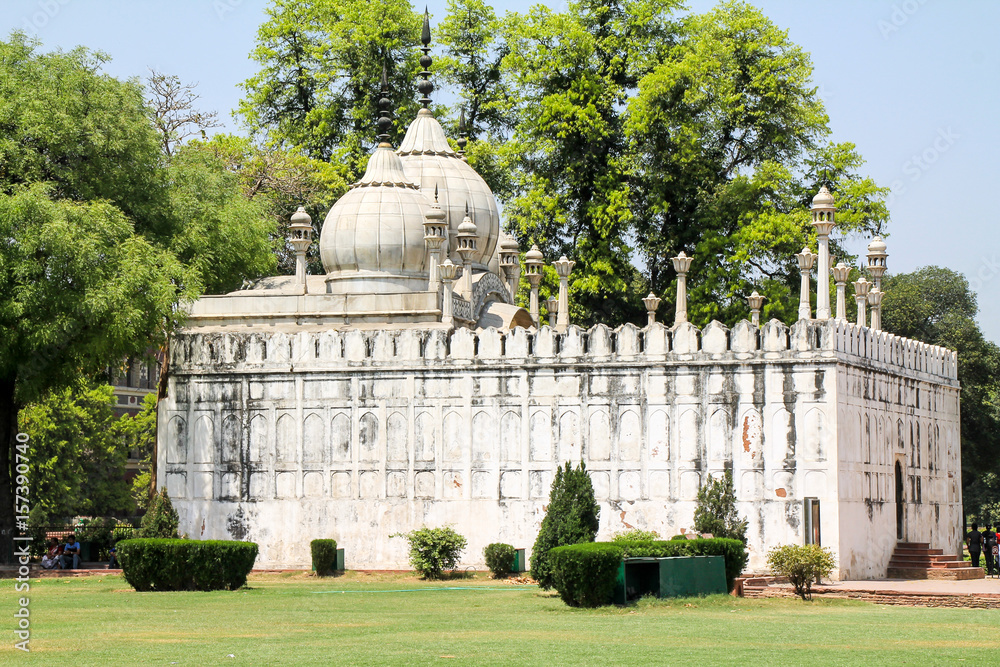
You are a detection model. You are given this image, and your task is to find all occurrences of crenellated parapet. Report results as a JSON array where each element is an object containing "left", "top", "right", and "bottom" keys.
[{"left": 169, "top": 318, "right": 958, "bottom": 383}]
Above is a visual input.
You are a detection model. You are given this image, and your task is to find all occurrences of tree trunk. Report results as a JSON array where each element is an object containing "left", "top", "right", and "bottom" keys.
[{"left": 0, "top": 378, "right": 20, "bottom": 560}]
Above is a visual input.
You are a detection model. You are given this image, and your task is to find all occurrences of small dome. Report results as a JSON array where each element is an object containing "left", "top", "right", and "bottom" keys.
[
  {"left": 290, "top": 206, "right": 311, "bottom": 226},
  {"left": 458, "top": 211, "right": 477, "bottom": 236},
  {"left": 811, "top": 186, "right": 835, "bottom": 208},
  {"left": 500, "top": 233, "right": 519, "bottom": 252},
  {"left": 525, "top": 244, "right": 544, "bottom": 264},
  {"left": 398, "top": 109, "right": 500, "bottom": 269},
  {"left": 867, "top": 236, "right": 887, "bottom": 255},
  {"left": 320, "top": 146, "right": 432, "bottom": 293}
]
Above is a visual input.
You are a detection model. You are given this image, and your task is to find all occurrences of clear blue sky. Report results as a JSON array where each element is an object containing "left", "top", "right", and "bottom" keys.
[{"left": 5, "top": 1, "right": 998, "bottom": 341}]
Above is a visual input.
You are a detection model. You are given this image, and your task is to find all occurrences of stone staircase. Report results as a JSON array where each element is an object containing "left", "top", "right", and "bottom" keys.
[{"left": 887, "top": 542, "right": 984, "bottom": 580}]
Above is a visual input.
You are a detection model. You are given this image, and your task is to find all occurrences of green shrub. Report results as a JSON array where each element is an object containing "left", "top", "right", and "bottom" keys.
[
  {"left": 112, "top": 521, "right": 136, "bottom": 543},
  {"left": 549, "top": 543, "right": 624, "bottom": 607},
  {"left": 670, "top": 534, "right": 688, "bottom": 541},
  {"left": 766, "top": 544, "right": 836, "bottom": 600},
  {"left": 611, "top": 529, "right": 660, "bottom": 543},
  {"left": 615, "top": 538, "right": 748, "bottom": 593},
  {"left": 138, "top": 488, "right": 179, "bottom": 538},
  {"left": 693, "top": 471, "right": 748, "bottom": 543},
  {"left": 394, "top": 526, "right": 467, "bottom": 579},
  {"left": 311, "top": 539, "right": 338, "bottom": 575},
  {"left": 531, "top": 462, "right": 600, "bottom": 589},
  {"left": 117, "top": 539, "right": 258, "bottom": 591},
  {"left": 484, "top": 543, "right": 516, "bottom": 578}
]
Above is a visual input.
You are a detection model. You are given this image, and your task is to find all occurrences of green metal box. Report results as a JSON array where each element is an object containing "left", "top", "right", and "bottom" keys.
[
  {"left": 614, "top": 556, "right": 728, "bottom": 604},
  {"left": 513, "top": 548, "right": 526, "bottom": 573},
  {"left": 336, "top": 548, "right": 345, "bottom": 571}
]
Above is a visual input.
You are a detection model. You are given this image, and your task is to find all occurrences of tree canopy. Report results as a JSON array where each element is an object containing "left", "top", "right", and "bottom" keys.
[
  {"left": 0, "top": 34, "right": 276, "bottom": 537},
  {"left": 241, "top": 0, "right": 888, "bottom": 327}
]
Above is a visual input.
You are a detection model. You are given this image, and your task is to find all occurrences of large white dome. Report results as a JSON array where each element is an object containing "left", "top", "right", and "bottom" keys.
[
  {"left": 319, "top": 146, "right": 432, "bottom": 294},
  {"left": 398, "top": 109, "right": 500, "bottom": 269}
]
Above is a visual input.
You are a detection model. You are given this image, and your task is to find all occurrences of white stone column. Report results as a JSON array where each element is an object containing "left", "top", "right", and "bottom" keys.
[
  {"left": 671, "top": 251, "right": 693, "bottom": 325},
  {"left": 288, "top": 207, "right": 313, "bottom": 294},
  {"left": 524, "top": 245, "right": 544, "bottom": 327},
  {"left": 853, "top": 276, "right": 870, "bottom": 328},
  {"left": 456, "top": 211, "right": 477, "bottom": 299},
  {"left": 553, "top": 255, "right": 575, "bottom": 333},
  {"left": 811, "top": 187, "right": 837, "bottom": 320},
  {"left": 747, "top": 291, "right": 765, "bottom": 327},
  {"left": 424, "top": 196, "right": 447, "bottom": 293},
  {"left": 832, "top": 262, "right": 851, "bottom": 321},
  {"left": 643, "top": 292, "right": 661, "bottom": 327},
  {"left": 545, "top": 296, "right": 559, "bottom": 328},
  {"left": 795, "top": 247, "right": 815, "bottom": 321},
  {"left": 868, "top": 288, "right": 883, "bottom": 331},
  {"left": 498, "top": 235, "right": 521, "bottom": 303},
  {"left": 439, "top": 259, "right": 458, "bottom": 328}
]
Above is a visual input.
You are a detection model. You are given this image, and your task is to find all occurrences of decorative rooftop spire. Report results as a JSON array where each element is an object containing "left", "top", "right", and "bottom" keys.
[
  {"left": 376, "top": 63, "right": 392, "bottom": 146},
  {"left": 457, "top": 107, "right": 468, "bottom": 160},
  {"left": 418, "top": 8, "right": 434, "bottom": 109}
]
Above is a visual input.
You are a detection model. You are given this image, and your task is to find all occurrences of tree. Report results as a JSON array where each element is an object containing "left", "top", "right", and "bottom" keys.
[
  {"left": 138, "top": 488, "right": 179, "bottom": 538},
  {"left": 146, "top": 69, "right": 223, "bottom": 156},
  {"left": 881, "top": 266, "right": 1000, "bottom": 519},
  {"left": 18, "top": 381, "right": 133, "bottom": 522},
  {"left": 0, "top": 35, "right": 275, "bottom": 539},
  {"left": 530, "top": 462, "right": 600, "bottom": 589},
  {"left": 498, "top": 0, "right": 887, "bottom": 326},
  {"left": 119, "top": 393, "right": 158, "bottom": 512},
  {"left": 239, "top": 0, "right": 423, "bottom": 173},
  {"left": 693, "top": 470, "right": 748, "bottom": 543}
]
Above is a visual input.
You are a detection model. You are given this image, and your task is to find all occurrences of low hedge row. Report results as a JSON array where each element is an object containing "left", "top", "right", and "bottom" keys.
[
  {"left": 117, "top": 539, "right": 258, "bottom": 591},
  {"left": 548, "top": 538, "right": 748, "bottom": 607}
]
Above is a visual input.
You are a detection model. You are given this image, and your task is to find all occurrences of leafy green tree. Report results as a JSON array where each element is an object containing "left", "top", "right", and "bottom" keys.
[
  {"left": 881, "top": 266, "right": 1000, "bottom": 518},
  {"left": 239, "top": 0, "right": 423, "bottom": 175},
  {"left": 693, "top": 470, "right": 748, "bottom": 543},
  {"left": 531, "top": 462, "right": 600, "bottom": 589},
  {"left": 119, "top": 393, "right": 158, "bottom": 512},
  {"left": 18, "top": 381, "right": 133, "bottom": 521},
  {"left": 0, "top": 36, "right": 275, "bottom": 538},
  {"left": 138, "top": 488, "right": 180, "bottom": 539}
]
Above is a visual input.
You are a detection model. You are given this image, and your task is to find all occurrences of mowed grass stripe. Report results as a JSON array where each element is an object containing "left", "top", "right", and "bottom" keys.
[{"left": 2, "top": 573, "right": 997, "bottom": 665}]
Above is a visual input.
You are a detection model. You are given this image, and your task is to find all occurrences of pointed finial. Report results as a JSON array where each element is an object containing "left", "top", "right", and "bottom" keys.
[
  {"left": 457, "top": 107, "right": 468, "bottom": 159},
  {"left": 434, "top": 183, "right": 439, "bottom": 203},
  {"left": 376, "top": 62, "right": 392, "bottom": 145},
  {"left": 418, "top": 8, "right": 434, "bottom": 108}
]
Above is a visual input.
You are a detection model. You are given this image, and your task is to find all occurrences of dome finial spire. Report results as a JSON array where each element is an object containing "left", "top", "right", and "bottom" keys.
[
  {"left": 418, "top": 8, "right": 434, "bottom": 109},
  {"left": 376, "top": 62, "right": 393, "bottom": 146},
  {"left": 457, "top": 107, "right": 468, "bottom": 161}
]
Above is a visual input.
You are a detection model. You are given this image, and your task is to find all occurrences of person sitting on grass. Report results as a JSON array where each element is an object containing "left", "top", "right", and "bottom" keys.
[
  {"left": 41, "top": 537, "right": 63, "bottom": 569},
  {"left": 61, "top": 534, "right": 81, "bottom": 570}
]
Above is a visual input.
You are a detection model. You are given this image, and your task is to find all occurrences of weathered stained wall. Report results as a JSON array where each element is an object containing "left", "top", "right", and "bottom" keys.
[{"left": 157, "top": 319, "right": 960, "bottom": 578}]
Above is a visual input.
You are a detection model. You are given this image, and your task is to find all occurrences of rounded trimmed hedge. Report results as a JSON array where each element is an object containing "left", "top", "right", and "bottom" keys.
[
  {"left": 117, "top": 539, "right": 258, "bottom": 591},
  {"left": 549, "top": 543, "right": 623, "bottom": 607},
  {"left": 311, "top": 539, "right": 338, "bottom": 575}
]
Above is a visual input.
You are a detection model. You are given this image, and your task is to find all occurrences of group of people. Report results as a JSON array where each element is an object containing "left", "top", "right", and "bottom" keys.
[
  {"left": 39, "top": 534, "right": 81, "bottom": 570},
  {"left": 965, "top": 523, "right": 999, "bottom": 576}
]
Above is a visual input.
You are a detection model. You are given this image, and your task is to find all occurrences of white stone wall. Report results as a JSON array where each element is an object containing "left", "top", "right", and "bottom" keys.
[{"left": 158, "top": 319, "right": 960, "bottom": 579}]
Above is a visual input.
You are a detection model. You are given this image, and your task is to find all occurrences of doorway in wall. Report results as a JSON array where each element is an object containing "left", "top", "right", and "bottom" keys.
[{"left": 895, "top": 460, "right": 904, "bottom": 541}]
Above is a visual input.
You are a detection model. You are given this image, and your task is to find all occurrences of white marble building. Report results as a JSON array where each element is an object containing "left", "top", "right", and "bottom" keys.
[{"left": 156, "top": 25, "right": 962, "bottom": 579}]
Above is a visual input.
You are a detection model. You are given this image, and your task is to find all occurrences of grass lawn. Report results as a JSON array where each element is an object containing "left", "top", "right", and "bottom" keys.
[{"left": 2, "top": 572, "right": 998, "bottom": 665}]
